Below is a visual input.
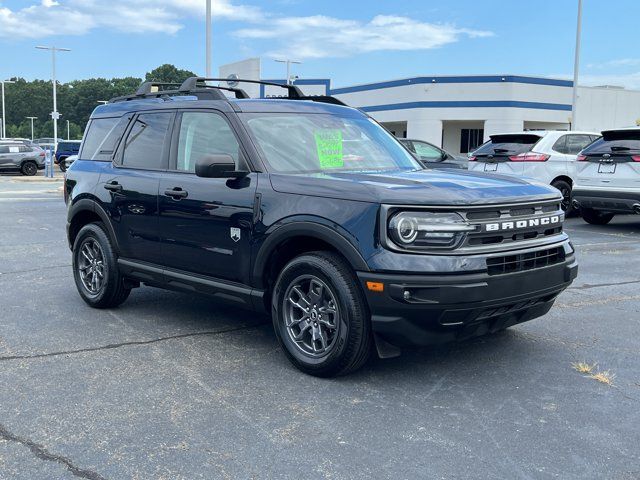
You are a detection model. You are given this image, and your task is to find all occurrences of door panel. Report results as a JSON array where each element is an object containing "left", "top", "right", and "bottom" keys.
[
  {"left": 158, "top": 173, "right": 257, "bottom": 283},
  {"left": 97, "top": 111, "right": 173, "bottom": 264},
  {"left": 158, "top": 110, "right": 257, "bottom": 284}
]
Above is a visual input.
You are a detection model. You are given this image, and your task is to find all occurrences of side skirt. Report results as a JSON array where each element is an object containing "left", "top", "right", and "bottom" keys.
[{"left": 117, "top": 258, "right": 266, "bottom": 313}]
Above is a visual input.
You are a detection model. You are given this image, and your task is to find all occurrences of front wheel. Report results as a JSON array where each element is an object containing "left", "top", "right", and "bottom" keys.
[
  {"left": 58, "top": 159, "right": 67, "bottom": 172},
  {"left": 581, "top": 208, "right": 615, "bottom": 225},
  {"left": 72, "top": 222, "right": 131, "bottom": 308},
  {"left": 272, "top": 251, "right": 372, "bottom": 377}
]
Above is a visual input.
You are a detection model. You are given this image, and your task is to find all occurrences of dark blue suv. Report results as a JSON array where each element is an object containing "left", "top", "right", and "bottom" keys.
[
  {"left": 64, "top": 78, "right": 578, "bottom": 376},
  {"left": 55, "top": 140, "right": 81, "bottom": 172}
]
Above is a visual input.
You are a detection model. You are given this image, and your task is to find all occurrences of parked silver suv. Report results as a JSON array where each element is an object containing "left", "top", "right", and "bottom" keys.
[
  {"left": 573, "top": 127, "right": 640, "bottom": 224},
  {"left": 0, "top": 140, "right": 46, "bottom": 175}
]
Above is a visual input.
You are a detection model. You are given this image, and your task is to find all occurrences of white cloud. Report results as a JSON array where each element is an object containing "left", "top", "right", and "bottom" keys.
[
  {"left": 234, "top": 14, "right": 494, "bottom": 59},
  {"left": 587, "top": 58, "right": 640, "bottom": 70},
  {"left": 0, "top": 1, "right": 493, "bottom": 61},
  {"left": 0, "top": 0, "right": 262, "bottom": 39}
]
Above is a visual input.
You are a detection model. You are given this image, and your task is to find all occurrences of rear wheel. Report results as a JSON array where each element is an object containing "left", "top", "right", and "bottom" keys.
[
  {"left": 58, "top": 158, "right": 67, "bottom": 172},
  {"left": 581, "top": 208, "right": 615, "bottom": 225},
  {"left": 21, "top": 161, "right": 37, "bottom": 176},
  {"left": 551, "top": 179, "right": 573, "bottom": 214},
  {"left": 72, "top": 222, "right": 131, "bottom": 308},
  {"left": 272, "top": 251, "right": 372, "bottom": 377}
]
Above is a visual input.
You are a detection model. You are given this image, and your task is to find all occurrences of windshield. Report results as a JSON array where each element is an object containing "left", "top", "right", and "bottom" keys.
[{"left": 241, "top": 112, "right": 421, "bottom": 174}]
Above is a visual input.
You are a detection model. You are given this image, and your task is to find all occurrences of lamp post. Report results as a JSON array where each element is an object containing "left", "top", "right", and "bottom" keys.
[
  {"left": 206, "top": 0, "right": 212, "bottom": 77},
  {"left": 35, "top": 45, "right": 70, "bottom": 155},
  {"left": 571, "top": 0, "right": 583, "bottom": 131},
  {"left": 274, "top": 59, "right": 301, "bottom": 85},
  {"left": 26, "top": 116, "right": 37, "bottom": 140},
  {"left": 1, "top": 79, "right": 16, "bottom": 139},
  {"left": 96, "top": 100, "right": 108, "bottom": 105},
  {"left": 66, "top": 119, "right": 70, "bottom": 140}
]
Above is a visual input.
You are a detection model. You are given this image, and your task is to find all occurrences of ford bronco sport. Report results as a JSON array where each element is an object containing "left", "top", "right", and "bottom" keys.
[{"left": 65, "top": 78, "right": 578, "bottom": 377}]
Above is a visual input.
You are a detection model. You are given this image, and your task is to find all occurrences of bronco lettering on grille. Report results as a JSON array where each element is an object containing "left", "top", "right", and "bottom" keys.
[{"left": 484, "top": 215, "right": 561, "bottom": 232}]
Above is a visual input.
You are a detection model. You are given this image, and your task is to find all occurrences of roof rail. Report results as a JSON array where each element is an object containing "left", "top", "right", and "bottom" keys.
[
  {"left": 109, "top": 77, "right": 347, "bottom": 106},
  {"left": 179, "top": 77, "right": 305, "bottom": 98}
]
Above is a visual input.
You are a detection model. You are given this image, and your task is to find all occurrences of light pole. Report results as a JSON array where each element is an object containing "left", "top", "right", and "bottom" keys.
[
  {"left": 274, "top": 59, "right": 301, "bottom": 85},
  {"left": 206, "top": 0, "right": 212, "bottom": 76},
  {"left": 96, "top": 100, "right": 108, "bottom": 105},
  {"left": 571, "top": 0, "right": 583, "bottom": 130},
  {"left": 36, "top": 45, "right": 70, "bottom": 155},
  {"left": 26, "top": 116, "right": 37, "bottom": 140},
  {"left": 66, "top": 119, "right": 70, "bottom": 140},
  {"left": 1, "top": 79, "right": 16, "bottom": 139}
]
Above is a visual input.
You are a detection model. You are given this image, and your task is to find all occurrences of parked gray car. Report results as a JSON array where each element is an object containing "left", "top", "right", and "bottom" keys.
[
  {"left": 0, "top": 140, "right": 46, "bottom": 175},
  {"left": 400, "top": 139, "right": 468, "bottom": 169}
]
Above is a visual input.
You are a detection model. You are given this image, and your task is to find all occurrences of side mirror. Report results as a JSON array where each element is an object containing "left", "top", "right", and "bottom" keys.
[{"left": 195, "top": 154, "right": 248, "bottom": 178}]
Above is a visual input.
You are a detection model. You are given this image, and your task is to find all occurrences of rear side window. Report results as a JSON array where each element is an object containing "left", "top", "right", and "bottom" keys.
[
  {"left": 121, "top": 112, "right": 173, "bottom": 170},
  {"left": 553, "top": 134, "right": 594, "bottom": 154},
  {"left": 175, "top": 112, "right": 240, "bottom": 173},
  {"left": 583, "top": 130, "right": 640, "bottom": 154},
  {"left": 474, "top": 134, "right": 541, "bottom": 155},
  {"left": 81, "top": 117, "right": 129, "bottom": 161}
]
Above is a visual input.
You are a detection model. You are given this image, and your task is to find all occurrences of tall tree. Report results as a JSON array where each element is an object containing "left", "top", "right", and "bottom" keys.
[{"left": 145, "top": 64, "right": 197, "bottom": 84}]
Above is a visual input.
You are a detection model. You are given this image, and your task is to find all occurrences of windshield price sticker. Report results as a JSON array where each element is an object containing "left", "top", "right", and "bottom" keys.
[{"left": 315, "top": 129, "right": 344, "bottom": 169}]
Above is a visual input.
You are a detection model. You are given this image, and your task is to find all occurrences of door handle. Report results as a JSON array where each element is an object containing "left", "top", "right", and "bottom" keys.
[
  {"left": 164, "top": 187, "right": 188, "bottom": 199},
  {"left": 104, "top": 181, "right": 122, "bottom": 192}
]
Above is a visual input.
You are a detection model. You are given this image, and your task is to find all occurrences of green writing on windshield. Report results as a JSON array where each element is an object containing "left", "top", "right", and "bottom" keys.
[{"left": 314, "top": 129, "right": 343, "bottom": 169}]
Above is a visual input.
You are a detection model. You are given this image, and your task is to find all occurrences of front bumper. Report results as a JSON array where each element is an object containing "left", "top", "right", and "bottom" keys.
[
  {"left": 573, "top": 187, "right": 640, "bottom": 214},
  {"left": 358, "top": 251, "right": 577, "bottom": 347}
]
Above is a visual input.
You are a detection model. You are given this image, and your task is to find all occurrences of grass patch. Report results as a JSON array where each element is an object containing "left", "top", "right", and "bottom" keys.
[
  {"left": 589, "top": 371, "right": 615, "bottom": 386},
  {"left": 571, "top": 361, "right": 596, "bottom": 374}
]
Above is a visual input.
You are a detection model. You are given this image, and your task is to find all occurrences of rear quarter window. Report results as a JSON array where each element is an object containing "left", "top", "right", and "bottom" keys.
[{"left": 80, "top": 117, "right": 129, "bottom": 161}]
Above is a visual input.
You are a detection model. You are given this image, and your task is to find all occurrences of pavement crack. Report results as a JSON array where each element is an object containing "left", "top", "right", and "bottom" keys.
[
  {"left": 0, "top": 323, "right": 265, "bottom": 362},
  {"left": 568, "top": 279, "right": 640, "bottom": 290},
  {"left": 0, "top": 264, "right": 70, "bottom": 276},
  {"left": 0, "top": 422, "right": 107, "bottom": 480}
]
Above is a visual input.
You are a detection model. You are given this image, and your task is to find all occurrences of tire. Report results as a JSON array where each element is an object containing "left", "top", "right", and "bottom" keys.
[
  {"left": 551, "top": 179, "right": 573, "bottom": 215},
  {"left": 581, "top": 208, "right": 615, "bottom": 225},
  {"left": 272, "top": 251, "right": 372, "bottom": 377},
  {"left": 72, "top": 222, "right": 131, "bottom": 308},
  {"left": 58, "top": 159, "right": 67, "bottom": 172},
  {"left": 20, "top": 161, "right": 38, "bottom": 176}
]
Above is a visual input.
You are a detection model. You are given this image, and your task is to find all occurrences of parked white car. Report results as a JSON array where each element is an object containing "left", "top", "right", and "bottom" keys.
[
  {"left": 468, "top": 130, "right": 600, "bottom": 212},
  {"left": 573, "top": 127, "right": 640, "bottom": 224}
]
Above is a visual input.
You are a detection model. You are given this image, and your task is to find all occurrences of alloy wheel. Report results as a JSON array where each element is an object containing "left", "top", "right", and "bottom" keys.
[
  {"left": 283, "top": 275, "right": 340, "bottom": 357},
  {"left": 78, "top": 238, "right": 106, "bottom": 295}
]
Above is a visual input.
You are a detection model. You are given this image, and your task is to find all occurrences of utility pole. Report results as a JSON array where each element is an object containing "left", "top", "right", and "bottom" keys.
[
  {"left": 36, "top": 45, "right": 70, "bottom": 155},
  {"left": 275, "top": 59, "right": 301, "bottom": 85},
  {"left": 26, "top": 116, "right": 37, "bottom": 140},
  {"left": 206, "top": 0, "right": 212, "bottom": 76},
  {"left": 571, "top": 0, "right": 583, "bottom": 131},
  {"left": 1, "top": 79, "right": 16, "bottom": 139}
]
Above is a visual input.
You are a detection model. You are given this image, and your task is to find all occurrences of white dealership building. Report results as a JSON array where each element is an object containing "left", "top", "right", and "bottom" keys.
[{"left": 221, "top": 58, "right": 640, "bottom": 155}]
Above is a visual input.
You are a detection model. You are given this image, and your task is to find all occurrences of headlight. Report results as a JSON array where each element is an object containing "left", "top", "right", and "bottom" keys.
[{"left": 388, "top": 211, "right": 476, "bottom": 250}]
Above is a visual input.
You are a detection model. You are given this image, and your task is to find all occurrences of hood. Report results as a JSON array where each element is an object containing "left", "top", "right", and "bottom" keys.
[{"left": 269, "top": 169, "right": 560, "bottom": 206}]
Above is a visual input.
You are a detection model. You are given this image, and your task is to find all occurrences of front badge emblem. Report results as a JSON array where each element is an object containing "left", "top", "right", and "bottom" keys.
[{"left": 230, "top": 227, "right": 241, "bottom": 242}]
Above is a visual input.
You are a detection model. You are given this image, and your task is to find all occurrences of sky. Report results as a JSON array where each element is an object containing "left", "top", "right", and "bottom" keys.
[{"left": 1, "top": 0, "right": 640, "bottom": 89}]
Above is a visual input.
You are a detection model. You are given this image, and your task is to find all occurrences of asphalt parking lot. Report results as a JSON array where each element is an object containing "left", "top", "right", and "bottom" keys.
[{"left": 0, "top": 175, "right": 639, "bottom": 480}]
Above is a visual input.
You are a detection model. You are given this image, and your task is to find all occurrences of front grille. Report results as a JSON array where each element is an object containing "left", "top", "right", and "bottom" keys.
[
  {"left": 486, "top": 246, "right": 565, "bottom": 276},
  {"left": 460, "top": 201, "right": 564, "bottom": 251}
]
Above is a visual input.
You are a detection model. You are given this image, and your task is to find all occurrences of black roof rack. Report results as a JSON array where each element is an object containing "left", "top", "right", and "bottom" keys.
[
  {"left": 109, "top": 76, "right": 347, "bottom": 106},
  {"left": 179, "top": 77, "right": 305, "bottom": 99}
]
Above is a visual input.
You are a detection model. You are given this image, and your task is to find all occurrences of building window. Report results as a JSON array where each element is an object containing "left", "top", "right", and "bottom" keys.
[{"left": 460, "top": 128, "right": 484, "bottom": 153}]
